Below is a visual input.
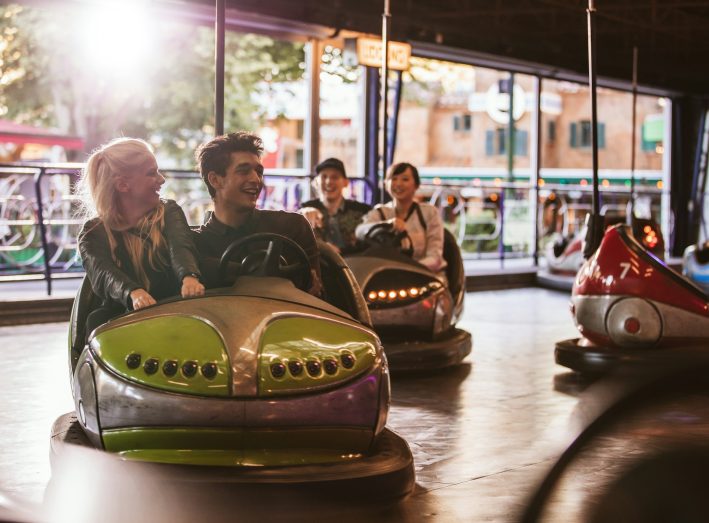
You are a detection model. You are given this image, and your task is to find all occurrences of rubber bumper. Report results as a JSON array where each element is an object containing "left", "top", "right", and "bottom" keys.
[
  {"left": 555, "top": 338, "right": 709, "bottom": 375},
  {"left": 49, "top": 413, "right": 415, "bottom": 501},
  {"left": 383, "top": 327, "right": 472, "bottom": 372},
  {"left": 536, "top": 270, "right": 574, "bottom": 292}
]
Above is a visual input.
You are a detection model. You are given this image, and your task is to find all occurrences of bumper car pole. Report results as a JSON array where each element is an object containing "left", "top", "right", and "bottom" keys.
[
  {"left": 214, "top": 0, "right": 225, "bottom": 136},
  {"left": 380, "top": 0, "right": 391, "bottom": 203},
  {"left": 629, "top": 46, "right": 638, "bottom": 222},
  {"left": 583, "top": 0, "right": 603, "bottom": 260}
]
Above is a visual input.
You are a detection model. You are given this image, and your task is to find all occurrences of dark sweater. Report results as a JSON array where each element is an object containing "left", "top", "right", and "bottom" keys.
[{"left": 192, "top": 209, "right": 321, "bottom": 290}]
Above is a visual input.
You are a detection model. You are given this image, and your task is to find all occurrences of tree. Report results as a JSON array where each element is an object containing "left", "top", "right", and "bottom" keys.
[{"left": 0, "top": 3, "right": 305, "bottom": 166}]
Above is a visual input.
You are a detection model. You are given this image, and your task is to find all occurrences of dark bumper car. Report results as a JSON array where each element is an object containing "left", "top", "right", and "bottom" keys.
[{"left": 345, "top": 226, "right": 472, "bottom": 372}]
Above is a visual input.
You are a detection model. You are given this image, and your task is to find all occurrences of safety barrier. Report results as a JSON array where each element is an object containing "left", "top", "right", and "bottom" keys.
[{"left": 0, "top": 162, "right": 666, "bottom": 296}]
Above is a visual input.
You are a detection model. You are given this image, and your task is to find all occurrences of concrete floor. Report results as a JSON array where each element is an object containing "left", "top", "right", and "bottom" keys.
[{"left": 19, "top": 287, "right": 709, "bottom": 522}]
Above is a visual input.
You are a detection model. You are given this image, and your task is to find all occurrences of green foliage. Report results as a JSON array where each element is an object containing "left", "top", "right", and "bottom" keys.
[
  {"left": 0, "top": 5, "right": 54, "bottom": 125},
  {"left": 0, "top": 4, "right": 305, "bottom": 166},
  {"left": 321, "top": 45, "right": 358, "bottom": 83}
]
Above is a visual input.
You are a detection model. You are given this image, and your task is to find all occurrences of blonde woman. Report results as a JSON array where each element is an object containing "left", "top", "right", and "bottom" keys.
[{"left": 77, "top": 138, "right": 203, "bottom": 328}]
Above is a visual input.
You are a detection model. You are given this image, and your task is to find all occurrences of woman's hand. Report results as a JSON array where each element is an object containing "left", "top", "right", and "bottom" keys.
[
  {"left": 389, "top": 217, "right": 407, "bottom": 232},
  {"left": 181, "top": 275, "right": 205, "bottom": 297},
  {"left": 130, "top": 288, "right": 157, "bottom": 310}
]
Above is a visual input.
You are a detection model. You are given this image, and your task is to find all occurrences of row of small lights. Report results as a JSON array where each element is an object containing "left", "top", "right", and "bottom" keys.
[
  {"left": 367, "top": 281, "right": 442, "bottom": 303},
  {"left": 125, "top": 353, "right": 218, "bottom": 380},
  {"left": 270, "top": 353, "right": 356, "bottom": 379},
  {"left": 368, "top": 287, "right": 422, "bottom": 302}
]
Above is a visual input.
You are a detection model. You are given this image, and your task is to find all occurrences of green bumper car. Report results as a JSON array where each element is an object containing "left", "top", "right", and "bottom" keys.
[{"left": 53, "top": 234, "right": 414, "bottom": 498}]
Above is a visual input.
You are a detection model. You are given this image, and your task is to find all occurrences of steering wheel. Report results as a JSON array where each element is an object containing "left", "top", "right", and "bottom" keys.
[
  {"left": 364, "top": 223, "right": 414, "bottom": 257},
  {"left": 218, "top": 233, "right": 312, "bottom": 291}
]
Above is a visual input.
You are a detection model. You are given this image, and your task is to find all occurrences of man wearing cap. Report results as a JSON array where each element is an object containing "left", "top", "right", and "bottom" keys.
[{"left": 299, "top": 158, "right": 371, "bottom": 255}]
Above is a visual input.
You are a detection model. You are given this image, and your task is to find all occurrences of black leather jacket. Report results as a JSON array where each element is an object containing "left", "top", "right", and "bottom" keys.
[{"left": 78, "top": 199, "right": 201, "bottom": 309}]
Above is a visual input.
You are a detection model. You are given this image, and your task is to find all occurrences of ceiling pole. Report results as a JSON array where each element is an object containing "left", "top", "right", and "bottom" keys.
[
  {"left": 583, "top": 0, "right": 602, "bottom": 259},
  {"left": 215, "top": 0, "right": 226, "bottom": 136},
  {"left": 380, "top": 0, "right": 391, "bottom": 203},
  {"left": 629, "top": 46, "right": 638, "bottom": 221}
]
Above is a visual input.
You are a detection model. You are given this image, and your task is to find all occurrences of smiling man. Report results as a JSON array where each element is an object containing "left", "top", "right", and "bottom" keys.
[
  {"left": 192, "top": 132, "right": 321, "bottom": 294},
  {"left": 299, "top": 158, "right": 371, "bottom": 255}
]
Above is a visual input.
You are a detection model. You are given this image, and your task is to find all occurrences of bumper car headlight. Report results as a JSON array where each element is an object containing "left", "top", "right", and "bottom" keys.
[
  {"left": 365, "top": 280, "right": 443, "bottom": 309},
  {"left": 258, "top": 317, "right": 379, "bottom": 396},
  {"left": 90, "top": 316, "right": 230, "bottom": 397}
]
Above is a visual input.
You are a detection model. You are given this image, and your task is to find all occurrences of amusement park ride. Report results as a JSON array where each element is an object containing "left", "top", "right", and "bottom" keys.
[{"left": 555, "top": 38, "right": 709, "bottom": 374}]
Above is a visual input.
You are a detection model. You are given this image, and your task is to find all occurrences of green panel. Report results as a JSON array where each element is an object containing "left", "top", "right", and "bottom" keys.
[
  {"left": 92, "top": 316, "right": 230, "bottom": 396},
  {"left": 570, "top": 122, "right": 577, "bottom": 148},
  {"left": 103, "top": 427, "right": 372, "bottom": 466},
  {"left": 643, "top": 118, "right": 664, "bottom": 142},
  {"left": 118, "top": 449, "right": 365, "bottom": 467},
  {"left": 258, "top": 317, "right": 378, "bottom": 396},
  {"left": 485, "top": 130, "right": 494, "bottom": 156},
  {"left": 598, "top": 122, "right": 606, "bottom": 149}
]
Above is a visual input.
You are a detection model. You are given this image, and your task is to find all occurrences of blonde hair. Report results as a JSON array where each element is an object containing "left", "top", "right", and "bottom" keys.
[{"left": 78, "top": 137, "right": 167, "bottom": 290}]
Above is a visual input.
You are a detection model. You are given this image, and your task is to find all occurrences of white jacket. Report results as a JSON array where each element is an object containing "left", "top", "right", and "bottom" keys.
[{"left": 356, "top": 201, "right": 447, "bottom": 272}]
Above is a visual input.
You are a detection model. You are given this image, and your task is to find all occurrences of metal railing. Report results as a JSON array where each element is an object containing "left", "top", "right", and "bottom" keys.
[{"left": 0, "top": 162, "right": 667, "bottom": 295}]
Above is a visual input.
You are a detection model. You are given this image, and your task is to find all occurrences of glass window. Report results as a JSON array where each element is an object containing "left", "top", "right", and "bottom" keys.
[
  {"left": 318, "top": 44, "right": 363, "bottom": 177},
  {"left": 539, "top": 78, "right": 668, "bottom": 251},
  {"left": 393, "top": 58, "right": 534, "bottom": 173},
  {"left": 0, "top": 3, "right": 307, "bottom": 171},
  {"left": 570, "top": 120, "right": 605, "bottom": 149}
]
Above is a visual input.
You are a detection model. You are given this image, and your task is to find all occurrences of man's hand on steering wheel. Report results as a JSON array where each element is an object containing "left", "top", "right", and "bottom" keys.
[{"left": 218, "top": 233, "right": 313, "bottom": 291}]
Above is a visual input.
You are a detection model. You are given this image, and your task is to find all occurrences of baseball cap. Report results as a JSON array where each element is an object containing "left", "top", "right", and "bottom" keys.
[{"left": 315, "top": 158, "right": 347, "bottom": 178}]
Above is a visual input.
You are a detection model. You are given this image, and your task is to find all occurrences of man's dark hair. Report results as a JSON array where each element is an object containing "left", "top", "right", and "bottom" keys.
[
  {"left": 387, "top": 162, "right": 420, "bottom": 187},
  {"left": 195, "top": 131, "right": 264, "bottom": 198}
]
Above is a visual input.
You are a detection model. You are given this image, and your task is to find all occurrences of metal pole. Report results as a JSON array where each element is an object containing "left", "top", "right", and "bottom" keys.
[
  {"left": 365, "top": 67, "right": 381, "bottom": 205},
  {"left": 380, "top": 0, "right": 391, "bottom": 203},
  {"left": 387, "top": 70, "right": 403, "bottom": 167},
  {"left": 629, "top": 46, "right": 638, "bottom": 222},
  {"left": 305, "top": 39, "right": 321, "bottom": 182},
  {"left": 532, "top": 76, "right": 542, "bottom": 267},
  {"left": 504, "top": 72, "right": 515, "bottom": 267},
  {"left": 583, "top": 0, "right": 601, "bottom": 259},
  {"left": 34, "top": 169, "right": 52, "bottom": 296},
  {"left": 215, "top": 0, "right": 225, "bottom": 136},
  {"left": 507, "top": 73, "right": 515, "bottom": 183}
]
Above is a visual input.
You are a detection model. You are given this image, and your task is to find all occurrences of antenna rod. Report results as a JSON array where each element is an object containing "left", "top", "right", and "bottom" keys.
[
  {"left": 380, "top": 0, "right": 391, "bottom": 203},
  {"left": 629, "top": 46, "right": 638, "bottom": 221},
  {"left": 583, "top": 0, "right": 602, "bottom": 259}
]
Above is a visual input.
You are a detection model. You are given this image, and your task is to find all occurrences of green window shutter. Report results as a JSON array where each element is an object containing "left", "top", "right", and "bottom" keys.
[
  {"left": 453, "top": 116, "right": 460, "bottom": 131},
  {"left": 485, "top": 130, "right": 494, "bottom": 156},
  {"left": 570, "top": 122, "right": 577, "bottom": 148},
  {"left": 642, "top": 137, "right": 655, "bottom": 151},
  {"left": 497, "top": 128, "right": 507, "bottom": 155},
  {"left": 598, "top": 123, "right": 606, "bottom": 149},
  {"left": 547, "top": 121, "right": 556, "bottom": 142},
  {"left": 643, "top": 118, "right": 664, "bottom": 142},
  {"left": 515, "top": 130, "right": 528, "bottom": 156}
]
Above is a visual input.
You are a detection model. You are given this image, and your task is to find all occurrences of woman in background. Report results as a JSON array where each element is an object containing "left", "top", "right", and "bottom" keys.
[{"left": 356, "top": 162, "right": 446, "bottom": 274}]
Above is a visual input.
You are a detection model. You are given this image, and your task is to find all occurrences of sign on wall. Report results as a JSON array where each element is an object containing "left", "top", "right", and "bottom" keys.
[{"left": 350, "top": 37, "right": 411, "bottom": 71}]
